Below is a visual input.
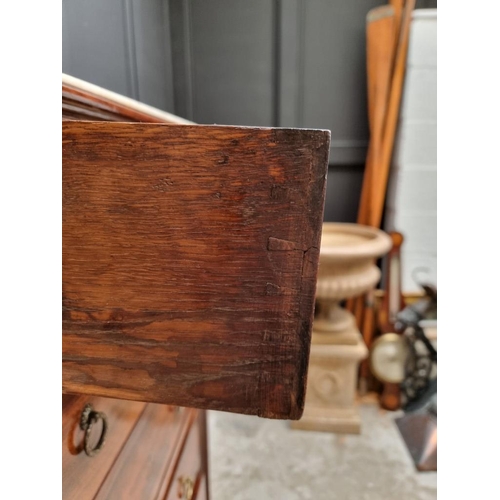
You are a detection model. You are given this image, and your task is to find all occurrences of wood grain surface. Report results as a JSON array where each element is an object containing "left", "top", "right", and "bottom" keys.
[{"left": 63, "top": 121, "right": 330, "bottom": 419}]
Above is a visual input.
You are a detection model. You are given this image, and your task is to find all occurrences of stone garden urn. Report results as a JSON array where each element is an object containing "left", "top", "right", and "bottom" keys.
[{"left": 292, "top": 223, "right": 392, "bottom": 433}]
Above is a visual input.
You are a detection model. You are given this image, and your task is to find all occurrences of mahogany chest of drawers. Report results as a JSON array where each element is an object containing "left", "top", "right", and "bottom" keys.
[{"left": 63, "top": 395, "right": 208, "bottom": 499}]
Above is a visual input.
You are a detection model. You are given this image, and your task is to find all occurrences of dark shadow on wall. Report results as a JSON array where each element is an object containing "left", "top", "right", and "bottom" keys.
[{"left": 323, "top": 164, "right": 365, "bottom": 223}]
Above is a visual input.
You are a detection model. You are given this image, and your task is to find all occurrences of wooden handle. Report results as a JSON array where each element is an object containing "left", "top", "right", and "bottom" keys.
[
  {"left": 358, "top": 5, "right": 396, "bottom": 226},
  {"left": 379, "top": 231, "right": 404, "bottom": 332},
  {"left": 368, "top": 0, "right": 416, "bottom": 228},
  {"left": 359, "top": 291, "right": 376, "bottom": 393},
  {"left": 380, "top": 383, "right": 401, "bottom": 411}
]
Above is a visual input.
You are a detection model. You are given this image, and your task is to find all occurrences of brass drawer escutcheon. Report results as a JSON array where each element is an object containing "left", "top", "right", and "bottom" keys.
[
  {"left": 177, "top": 475, "right": 194, "bottom": 500},
  {"left": 80, "top": 403, "right": 108, "bottom": 457}
]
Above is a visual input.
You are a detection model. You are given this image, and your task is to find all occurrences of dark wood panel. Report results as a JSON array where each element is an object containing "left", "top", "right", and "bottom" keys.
[
  {"left": 62, "top": 395, "right": 146, "bottom": 499},
  {"left": 94, "top": 405, "right": 189, "bottom": 499},
  {"left": 62, "top": 122, "right": 330, "bottom": 419}
]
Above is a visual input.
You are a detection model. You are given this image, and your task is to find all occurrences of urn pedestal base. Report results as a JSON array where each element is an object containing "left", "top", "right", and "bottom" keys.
[
  {"left": 292, "top": 406, "right": 362, "bottom": 434},
  {"left": 291, "top": 330, "right": 368, "bottom": 434}
]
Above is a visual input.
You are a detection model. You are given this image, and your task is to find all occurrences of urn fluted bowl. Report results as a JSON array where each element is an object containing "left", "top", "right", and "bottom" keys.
[{"left": 315, "top": 223, "right": 392, "bottom": 301}]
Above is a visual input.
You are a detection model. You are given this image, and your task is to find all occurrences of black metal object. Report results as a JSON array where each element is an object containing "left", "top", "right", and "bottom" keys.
[
  {"left": 394, "top": 285, "right": 437, "bottom": 471},
  {"left": 394, "top": 287, "right": 437, "bottom": 411},
  {"left": 395, "top": 411, "right": 437, "bottom": 471},
  {"left": 401, "top": 325, "right": 436, "bottom": 411}
]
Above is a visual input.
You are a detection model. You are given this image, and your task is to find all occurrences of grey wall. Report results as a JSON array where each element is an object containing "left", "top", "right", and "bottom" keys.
[
  {"left": 62, "top": 0, "right": 436, "bottom": 222},
  {"left": 169, "top": 0, "right": 385, "bottom": 166},
  {"left": 62, "top": 0, "right": 175, "bottom": 111}
]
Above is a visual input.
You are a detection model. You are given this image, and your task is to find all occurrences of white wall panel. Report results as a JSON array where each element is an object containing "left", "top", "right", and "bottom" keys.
[{"left": 385, "top": 10, "right": 437, "bottom": 293}]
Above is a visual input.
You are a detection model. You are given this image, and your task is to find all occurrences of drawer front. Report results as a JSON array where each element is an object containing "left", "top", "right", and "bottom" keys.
[
  {"left": 165, "top": 411, "right": 207, "bottom": 500},
  {"left": 95, "top": 404, "right": 187, "bottom": 499},
  {"left": 62, "top": 395, "right": 145, "bottom": 500}
]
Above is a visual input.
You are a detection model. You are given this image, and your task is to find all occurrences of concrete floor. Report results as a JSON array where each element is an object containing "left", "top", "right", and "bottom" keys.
[{"left": 208, "top": 403, "right": 436, "bottom": 500}]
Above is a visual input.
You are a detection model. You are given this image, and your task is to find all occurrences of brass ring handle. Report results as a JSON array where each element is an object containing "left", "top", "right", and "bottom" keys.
[
  {"left": 80, "top": 403, "right": 108, "bottom": 457},
  {"left": 177, "top": 475, "right": 194, "bottom": 500}
]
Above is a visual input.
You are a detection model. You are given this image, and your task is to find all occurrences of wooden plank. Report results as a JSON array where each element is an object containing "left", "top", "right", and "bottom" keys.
[
  {"left": 357, "top": 5, "right": 396, "bottom": 226},
  {"left": 62, "top": 395, "right": 146, "bottom": 500},
  {"left": 367, "top": 0, "right": 416, "bottom": 228},
  {"left": 353, "top": 1, "right": 414, "bottom": 331},
  {"left": 352, "top": 6, "right": 397, "bottom": 326},
  {"left": 62, "top": 121, "right": 330, "bottom": 419}
]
